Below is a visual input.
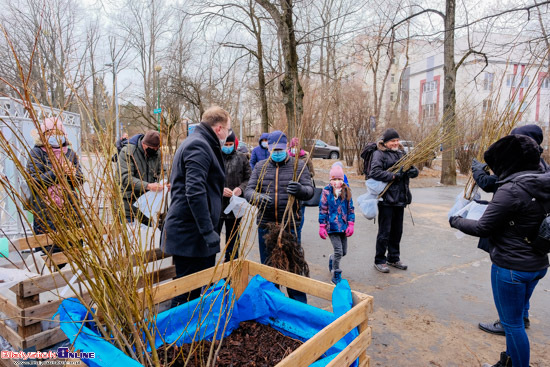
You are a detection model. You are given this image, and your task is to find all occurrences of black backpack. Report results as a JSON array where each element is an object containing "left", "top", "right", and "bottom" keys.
[{"left": 360, "top": 142, "right": 377, "bottom": 179}]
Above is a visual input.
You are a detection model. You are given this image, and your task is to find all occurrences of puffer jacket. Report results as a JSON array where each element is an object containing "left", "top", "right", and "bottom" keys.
[
  {"left": 250, "top": 133, "right": 270, "bottom": 169},
  {"left": 369, "top": 141, "right": 418, "bottom": 207},
  {"left": 221, "top": 149, "right": 251, "bottom": 218},
  {"left": 26, "top": 137, "right": 84, "bottom": 234},
  {"left": 244, "top": 155, "right": 314, "bottom": 227},
  {"left": 451, "top": 135, "right": 550, "bottom": 272},
  {"left": 318, "top": 185, "right": 355, "bottom": 233}
]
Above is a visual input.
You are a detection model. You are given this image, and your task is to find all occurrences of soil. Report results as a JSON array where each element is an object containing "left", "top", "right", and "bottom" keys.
[{"left": 156, "top": 321, "right": 303, "bottom": 367}]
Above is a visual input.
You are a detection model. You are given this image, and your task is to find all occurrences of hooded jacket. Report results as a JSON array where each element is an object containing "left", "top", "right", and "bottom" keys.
[
  {"left": 318, "top": 185, "right": 355, "bottom": 233},
  {"left": 26, "top": 134, "right": 84, "bottom": 234},
  {"left": 118, "top": 134, "right": 164, "bottom": 215},
  {"left": 244, "top": 155, "right": 314, "bottom": 227},
  {"left": 221, "top": 148, "right": 251, "bottom": 218},
  {"left": 369, "top": 141, "right": 418, "bottom": 207},
  {"left": 451, "top": 135, "right": 550, "bottom": 271},
  {"left": 161, "top": 122, "right": 225, "bottom": 257},
  {"left": 250, "top": 133, "right": 270, "bottom": 169}
]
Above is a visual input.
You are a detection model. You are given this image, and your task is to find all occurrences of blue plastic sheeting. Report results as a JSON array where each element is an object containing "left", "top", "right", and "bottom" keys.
[{"left": 57, "top": 275, "right": 359, "bottom": 367}]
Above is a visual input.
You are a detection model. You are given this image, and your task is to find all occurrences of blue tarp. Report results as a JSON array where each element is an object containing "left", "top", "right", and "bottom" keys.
[{"left": 57, "top": 275, "right": 359, "bottom": 367}]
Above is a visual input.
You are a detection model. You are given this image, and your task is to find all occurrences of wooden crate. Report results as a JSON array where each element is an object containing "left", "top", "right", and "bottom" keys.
[
  {"left": 0, "top": 232, "right": 175, "bottom": 352},
  {"left": 136, "top": 259, "right": 373, "bottom": 367}
]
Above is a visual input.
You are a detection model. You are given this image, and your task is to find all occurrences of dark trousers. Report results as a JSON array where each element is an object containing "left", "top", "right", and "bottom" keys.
[
  {"left": 218, "top": 216, "right": 241, "bottom": 262},
  {"left": 257, "top": 226, "right": 307, "bottom": 304},
  {"left": 170, "top": 254, "right": 216, "bottom": 308},
  {"left": 375, "top": 205, "right": 404, "bottom": 264}
]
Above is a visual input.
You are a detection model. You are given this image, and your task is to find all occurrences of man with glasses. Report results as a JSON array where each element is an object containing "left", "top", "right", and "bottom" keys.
[{"left": 162, "top": 106, "right": 231, "bottom": 307}]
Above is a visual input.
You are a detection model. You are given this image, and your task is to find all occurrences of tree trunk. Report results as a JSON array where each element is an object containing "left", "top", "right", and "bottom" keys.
[
  {"left": 253, "top": 13, "right": 270, "bottom": 133},
  {"left": 440, "top": 0, "right": 457, "bottom": 185}
]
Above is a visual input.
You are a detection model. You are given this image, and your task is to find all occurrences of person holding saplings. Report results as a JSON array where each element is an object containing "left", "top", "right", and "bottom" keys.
[
  {"left": 450, "top": 134, "right": 550, "bottom": 367},
  {"left": 318, "top": 164, "right": 355, "bottom": 284},
  {"left": 370, "top": 128, "right": 418, "bottom": 273}
]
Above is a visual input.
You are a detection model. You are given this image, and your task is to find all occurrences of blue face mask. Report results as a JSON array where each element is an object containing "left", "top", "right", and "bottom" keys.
[
  {"left": 271, "top": 150, "right": 287, "bottom": 162},
  {"left": 261, "top": 141, "right": 268, "bottom": 148},
  {"left": 221, "top": 145, "right": 234, "bottom": 155},
  {"left": 48, "top": 135, "right": 66, "bottom": 147}
]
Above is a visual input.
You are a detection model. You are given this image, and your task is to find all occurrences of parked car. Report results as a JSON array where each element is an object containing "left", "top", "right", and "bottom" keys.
[
  {"left": 400, "top": 140, "right": 414, "bottom": 154},
  {"left": 306, "top": 139, "right": 340, "bottom": 159}
]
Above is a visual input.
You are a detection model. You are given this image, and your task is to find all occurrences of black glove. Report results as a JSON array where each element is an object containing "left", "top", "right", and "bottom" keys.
[
  {"left": 406, "top": 166, "right": 419, "bottom": 178},
  {"left": 287, "top": 181, "right": 304, "bottom": 196},
  {"left": 471, "top": 158, "right": 487, "bottom": 173},
  {"left": 394, "top": 167, "right": 405, "bottom": 181},
  {"left": 204, "top": 231, "right": 220, "bottom": 248},
  {"left": 449, "top": 216, "right": 460, "bottom": 228},
  {"left": 253, "top": 193, "right": 272, "bottom": 208}
]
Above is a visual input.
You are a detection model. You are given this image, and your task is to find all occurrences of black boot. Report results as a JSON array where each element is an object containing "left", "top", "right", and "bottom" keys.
[{"left": 482, "top": 351, "right": 512, "bottom": 367}]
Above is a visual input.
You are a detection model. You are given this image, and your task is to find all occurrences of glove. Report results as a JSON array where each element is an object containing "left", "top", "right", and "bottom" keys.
[
  {"left": 471, "top": 158, "right": 487, "bottom": 173},
  {"left": 287, "top": 181, "right": 304, "bottom": 196},
  {"left": 449, "top": 216, "right": 460, "bottom": 228},
  {"left": 319, "top": 224, "right": 328, "bottom": 239},
  {"left": 394, "top": 167, "right": 405, "bottom": 181},
  {"left": 345, "top": 222, "right": 354, "bottom": 237},
  {"left": 204, "top": 231, "right": 220, "bottom": 248},
  {"left": 407, "top": 166, "right": 419, "bottom": 178},
  {"left": 253, "top": 193, "right": 272, "bottom": 208}
]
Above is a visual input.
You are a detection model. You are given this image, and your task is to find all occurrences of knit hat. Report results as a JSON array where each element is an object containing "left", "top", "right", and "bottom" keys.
[
  {"left": 510, "top": 124, "right": 543, "bottom": 146},
  {"left": 289, "top": 137, "right": 300, "bottom": 148},
  {"left": 330, "top": 164, "right": 344, "bottom": 180},
  {"left": 40, "top": 117, "right": 66, "bottom": 135},
  {"left": 226, "top": 130, "right": 236, "bottom": 144},
  {"left": 382, "top": 128, "right": 400, "bottom": 143},
  {"left": 268, "top": 130, "right": 287, "bottom": 150},
  {"left": 142, "top": 130, "right": 160, "bottom": 148}
]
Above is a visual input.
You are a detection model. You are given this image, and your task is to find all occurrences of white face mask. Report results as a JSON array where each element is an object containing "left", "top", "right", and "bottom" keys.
[
  {"left": 48, "top": 135, "right": 66, "bottom": 147},
  {"left": 261, "top": 141, "right": 268, "bottom": 148},
  {"left": 291, "top": 148, "right": 297, "bottom": 155}
]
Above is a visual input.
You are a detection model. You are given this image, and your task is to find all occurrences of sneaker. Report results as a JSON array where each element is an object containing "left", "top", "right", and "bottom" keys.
[
  {"left": 332, "top": 269, "right": 342, "bottom": 284},
  {"left": 479, "top": 318, "right": 531, "bottom": 336},
  {"left": 328, "top": 254, "right": 334, "bottom": 273},
  {"left": 374, "top": 263, "right": 390, "bottom": 273},
  {"left": 387, "top": 261, "right": 408, "bottom": 270}
]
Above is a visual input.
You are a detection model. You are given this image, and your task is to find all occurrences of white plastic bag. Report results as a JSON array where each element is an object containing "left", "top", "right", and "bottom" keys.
[
  {"left": 357, "top": 193, "right": 381, "bottom": 220},
  {"left": 455, "top": 201, "right": 488, "bottom": 220},
  {"left": 365, "top": 178, "right": 387, "bottom": 196},
  {"left": 133, "top": 180, "right": 170, "bottom": 221},
  {"left": 448, "top": 191, "right": 480, "bottom": 219},
  {"left": 223, "top": 195, "right": 251, "bottom": 219}
]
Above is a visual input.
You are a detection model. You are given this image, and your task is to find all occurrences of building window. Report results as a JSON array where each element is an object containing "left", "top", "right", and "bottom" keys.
[
  {"left": 482, "top": 99, "right": 492, "bottom": 113},
  {"left": 390, "top": 92, "right": 394, "bottom": 101},
  {"left": 483, "top": 72, "right": 494, "bottom": 90},
  {"left": 423, "top": 80, "right": 437, "bottom": 92},
  {"left": 542, "top": 77, "right": 550, "bottom": 89},
  {"left": 423, "top": 103, "right": 436, "bottom": 118},
  {"left": 391, "top": 74, "right": 395, "bottom": 83},
  {"left": 519, "top": 76, "right": 529, "bottom": 88},
  {"left": 506, "top": 74, "right": 516, "bottom": 87},
  {"left": 391, "top": 57, "right": 396, "bottom": 64}
]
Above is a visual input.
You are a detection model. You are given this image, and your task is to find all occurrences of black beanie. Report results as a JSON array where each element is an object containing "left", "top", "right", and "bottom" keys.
[
  {"left": 226, "top": 130, "right": 236, "bottom": 143},
  {"left": 510, "top": 124, "right": 543, "bottom": 146},
  {"left": 382, "top": 128, "right": 400, "bottom": 143}
]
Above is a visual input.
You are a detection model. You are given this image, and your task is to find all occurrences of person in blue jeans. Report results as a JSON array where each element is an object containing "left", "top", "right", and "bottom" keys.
[{"left": 450, "top": 134, "right": 550, "bottom": 367}]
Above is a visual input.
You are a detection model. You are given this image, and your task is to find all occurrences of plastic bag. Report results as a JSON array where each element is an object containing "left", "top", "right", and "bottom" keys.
[
  {"left": 133, "top": 180, "right": 170, "bottom": 222},
  {"left": 223, "top": 195, "right": 251, "bottom": 219},
  {"left": 365, "top": 178, "right": 387, "bottom": 196},
  {"left": 448, "top": 191, "right": 480, "bottom": 219},
  {"left": 357, "top": 193, "right": 381, "bottom": 220},
  {"left": 455, "top": 201, "right": 488, "bottom": 220}
]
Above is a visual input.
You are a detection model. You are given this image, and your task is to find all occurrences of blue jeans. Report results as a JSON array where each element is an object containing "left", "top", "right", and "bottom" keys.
[
  {"left": 491, "top": 264, "right": 547, "bottom": 367},
  {"left": 258, "top": 226, "right": 307, "bottom": 304}
]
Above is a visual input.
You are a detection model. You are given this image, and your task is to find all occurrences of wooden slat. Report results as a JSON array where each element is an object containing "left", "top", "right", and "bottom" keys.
[
  {"left": 24, "top": 326, "right": 67, "bottom": 351},
  {"left": 15, "top": 294, "right": 41, "bottom": 337},
  {"left": 0, "top": 319, "right": 24, "bottom": 350},
  {"left": 325, "top": 329, "right": 372, "bottom": 367},
  {"left": 11, "top": 233, "right": 52, "bottom": 251},
  {"left": 232, "top": 260, "right": 249, "bottom": 299},
  {"left": 43, "top": 252, "right": 69, "bottom": 267},
  {"left": 275, "top": 298, "right": 372, "bottom": 367},
  {"left": 359, "top": 356, "right": 370, "bottom": 367},
  {"left": 0, "top": 294, "right": 23, "bottom": 325}
]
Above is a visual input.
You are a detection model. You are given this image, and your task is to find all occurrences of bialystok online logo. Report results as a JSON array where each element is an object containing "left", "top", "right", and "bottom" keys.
[{"left": 1, "top": 347, "right": 96, "bottom": 361}]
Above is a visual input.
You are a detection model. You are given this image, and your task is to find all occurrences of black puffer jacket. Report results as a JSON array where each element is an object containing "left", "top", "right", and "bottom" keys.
[
  {"left": 244, "top": 155, "right": 314, "bottom": 226},
  {"left": 369, "top": 141, "right": 418, "bottom": 207},
  {"left": 221, "top": 149, "right": 251, "bottom": 218},
  {"left": 451, "top": 135, "right": 550, "bottom": 272}
]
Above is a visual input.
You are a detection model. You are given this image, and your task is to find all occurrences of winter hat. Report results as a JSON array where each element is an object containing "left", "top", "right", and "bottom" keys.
[
  {"left": 330, "top": 164, "right": 344, "bottom": 180},
  {"left": 142, "top": 130, "right": 160, "bottom": 148},
  {"left": 484, "top": 134, "right": 541, "bottom": 179},
  {"left": 268, "top": 130, "right": 287, "bottom": 150},
  {"left": 289, "top": 137, "right": 300, "bottom": 148},
  {"left": 226, "top": 130, "right": 236, "bottom": 144},
  {"left": 333, "top": 161, "right": 344, "bottom": 169},
  {"left": 510, "top": 124, "right": 543, "bottom": 146},
  {"left": 382, "top": 128, "right": 400, "bottom": 143},
  {"left": 40, "top": 117, "right": 66, "bottom": 135}
]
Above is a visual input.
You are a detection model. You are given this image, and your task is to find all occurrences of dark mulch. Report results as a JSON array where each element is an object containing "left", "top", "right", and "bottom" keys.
[{"left": 156, "top": 321, "right": 303, "bottom": 367}]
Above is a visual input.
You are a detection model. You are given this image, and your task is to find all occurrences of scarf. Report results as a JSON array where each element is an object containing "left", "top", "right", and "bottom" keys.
[{"left": 41, "top": 145, "right": 69, "bottom": 209}]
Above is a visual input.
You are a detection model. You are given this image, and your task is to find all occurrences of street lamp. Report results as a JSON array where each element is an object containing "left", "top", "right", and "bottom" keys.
[
  {"left": 105, "top": 62, "right": 120, "bottom": 143},
  {"left": 154, "top": 64, "right": 162, "bottom": 132}
]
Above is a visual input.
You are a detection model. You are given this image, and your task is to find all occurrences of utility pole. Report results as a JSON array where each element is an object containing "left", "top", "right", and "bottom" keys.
[
  {"left": 154, "top": 65, "right": 162, "bottom": 132},
  {"left": 105, "top": 62, "right": 120, "bottom": 143}
]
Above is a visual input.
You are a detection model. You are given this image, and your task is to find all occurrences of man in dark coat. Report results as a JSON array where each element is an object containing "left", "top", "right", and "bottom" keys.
[
  {"left": 118, "top": 130, "right": 166, "bottom": 225},
  {"left": 370, "top": 128, "right": 418, "bottom": 273},
  {"left": 244, "top": 130, "right": 314, "bottom": 303},
  {"left": 219, "top": 131, "right": 251, "bottom": 262},
  {"left": 161, "top": 106, "right": 231, "bottom": 307},
  {"left": 249, "top": 132, "right": 270, "bottom": 169}
]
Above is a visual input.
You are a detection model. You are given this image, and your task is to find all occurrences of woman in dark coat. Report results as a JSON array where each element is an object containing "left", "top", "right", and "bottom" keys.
[
  {"left": 219, "top": 131, "right": 251, "bottom": 262},
  {"left": 26, "top": 117, "right": 84, "bottom": 251},
  {"left": 370, "top": 128, "right": 418, "bottom": 273},
  {"left": 450, "top": 134, "right": 550, "bottom": 367}
]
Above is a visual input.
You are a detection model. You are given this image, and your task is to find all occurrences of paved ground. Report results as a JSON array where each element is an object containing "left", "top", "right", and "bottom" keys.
[{"left": 244, "top": 184, "right": 550, "bottom": 367}]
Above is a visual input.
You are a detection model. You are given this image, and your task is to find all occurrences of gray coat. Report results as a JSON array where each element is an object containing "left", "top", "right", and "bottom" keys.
[{"left": 161, "top": 123, "right": 225, "bottom": 257}]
